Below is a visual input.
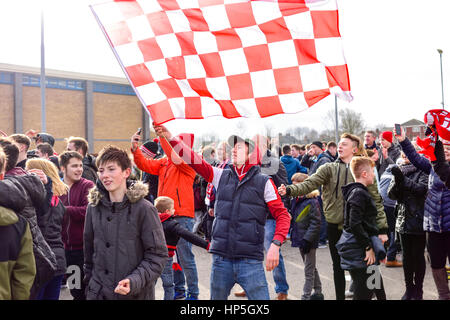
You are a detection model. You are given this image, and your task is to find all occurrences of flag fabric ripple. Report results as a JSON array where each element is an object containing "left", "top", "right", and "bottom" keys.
[{"left": 91, "top": 0, "right": 353, "bottom": 124}]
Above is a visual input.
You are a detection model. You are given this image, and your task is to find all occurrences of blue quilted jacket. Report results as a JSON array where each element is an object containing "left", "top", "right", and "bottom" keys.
[{"left": 399, "top": 138, "right": 450, "bottom": 233}]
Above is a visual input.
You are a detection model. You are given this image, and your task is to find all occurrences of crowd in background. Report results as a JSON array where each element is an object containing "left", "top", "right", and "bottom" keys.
[{"left": 0, "top": 124, "right": 449, "bottom": 301}]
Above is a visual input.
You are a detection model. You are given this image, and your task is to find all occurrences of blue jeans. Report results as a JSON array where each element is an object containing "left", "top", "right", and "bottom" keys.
[
  {"left": 210, "top": 254, "right": 269, "bottom": 300},
  {"left": 160, "top": 257, "right": 175, "bottom": 300},
  {"left": 264, "top": 219, "right": 289, "bottom": 294},
  {"left": 35, "top": 275, "right": 64, "bottom": 300},
  {"left": 173, "top": 216, "right": 199, "bottom": 297}
]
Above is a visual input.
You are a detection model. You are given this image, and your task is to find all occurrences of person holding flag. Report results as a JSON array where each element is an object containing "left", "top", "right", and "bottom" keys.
[{"left": 151, "top": 123, "right": 291, "bottom": 300}]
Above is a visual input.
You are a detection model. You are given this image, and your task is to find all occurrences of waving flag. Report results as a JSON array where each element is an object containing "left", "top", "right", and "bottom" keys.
[{"left": 91, "top": 0, "right": 352, "bottom": 124}]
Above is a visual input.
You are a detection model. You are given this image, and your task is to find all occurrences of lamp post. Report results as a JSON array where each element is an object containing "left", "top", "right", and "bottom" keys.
[
  {"left": 41, "top": 9, "right": 46, "bottom": 132},
  {"left": 438, "top": 49, "right": 444, "bottom": 109}
]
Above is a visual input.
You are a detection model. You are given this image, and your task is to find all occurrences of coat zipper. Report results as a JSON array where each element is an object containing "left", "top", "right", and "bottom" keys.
[{"left": 66, "top": 188, "right": 72, "bottom": 250}]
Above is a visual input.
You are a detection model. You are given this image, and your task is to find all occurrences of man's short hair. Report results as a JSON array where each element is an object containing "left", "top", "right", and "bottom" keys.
[
  {"left": 0, "top": 138, "right": 19, "bottom": 172},
  {"left": 282, "top": 145, "right": 291, "bottom": 155},
  {"left": 327, "top": 141, "right": 337, "bottom": 149},
  {"left": 37, "top": 143, "right": 54, "bottom": 157},
  {"left": 96, "top": 145, "right": 131, "bottom": 171},
  {"left": 291, "top": 172, "right": 308, "bottom": 184},
  {"left": 350, "top": 156, "right": 375, "bottom": 179},
  {"left": 365, "top": 130, "right": 377, "bottom": 138},
  {"left": 154, "top": 196, "right": 174, "bottom": 213},
  {"left": 0, "top": 147, "right": 6, "bottom": 174},
  {"left": 59, "top": 151, "right": 83, "bottom": 169},
  {"left": 9, "top": 134, "right": 31, "bottom": 151},
  {"left": 291, "top": 144, "right": 301, "bottom": 151},
  {"left": 341, "top": 133, "right": 361, "bottom": 149},
  {"left": 67, "top": 136, "right": 89, "bottom": 156}
]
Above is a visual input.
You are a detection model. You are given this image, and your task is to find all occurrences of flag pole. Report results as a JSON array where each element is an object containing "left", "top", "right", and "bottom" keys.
[
  {"left": 437, "top": 49, "right": 445, "bottom": 110},
  {"left": 334, "top": 95, "right": 339, "bottom": 143},
  {"left": 41, "top": 8, "right": 46, "bottom": 132}
]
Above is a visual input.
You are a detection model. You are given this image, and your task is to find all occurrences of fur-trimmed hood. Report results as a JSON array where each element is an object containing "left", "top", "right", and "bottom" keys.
[{"left": 88, "top": 180, "right": 149, "bottom": 207}]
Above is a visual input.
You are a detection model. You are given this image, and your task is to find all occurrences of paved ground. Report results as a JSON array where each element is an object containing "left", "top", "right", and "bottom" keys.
[{"left": 60, "top": 240, "right": 441, "bottom": 300}]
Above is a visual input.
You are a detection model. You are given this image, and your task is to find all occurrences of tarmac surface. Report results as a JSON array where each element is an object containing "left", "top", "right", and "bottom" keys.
[{"left": 59, "top": 239, "right": 441, "bottom": 300}]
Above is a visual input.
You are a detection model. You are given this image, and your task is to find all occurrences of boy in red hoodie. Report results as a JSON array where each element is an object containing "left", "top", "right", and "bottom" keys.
[{"left": 59, "top": 151, "right": 94, "bottom": 300}]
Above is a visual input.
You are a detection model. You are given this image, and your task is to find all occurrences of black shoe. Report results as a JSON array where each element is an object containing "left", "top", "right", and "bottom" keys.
[
  {"left": 401, "top": 288, "right": 415, "bottom": 300},
  {"left": 414, "top": 285, "right": 423, "bottom": 300},
  {"left": 310, "top": 293, "right": 324, "bottom": 300}
]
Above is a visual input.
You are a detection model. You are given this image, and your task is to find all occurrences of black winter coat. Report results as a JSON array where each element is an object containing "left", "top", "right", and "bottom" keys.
[
  {"left": 84, "top": 180, "right": 168, "bottom": 300},
  {"left": 342, "top": 182, "right": 380, "bottom": 250},
  {"left": 4, "top": 170, "right": 57, "bottom": 299},
  {"left": 387, "top": 164, "right": 428, "bottom": 235},
  {"left": 38, "top": 194, "right": 67, "bottom": 276}
]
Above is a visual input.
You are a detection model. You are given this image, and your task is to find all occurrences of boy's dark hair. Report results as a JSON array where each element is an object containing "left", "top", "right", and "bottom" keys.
[
  {"left": 0, "top": 147, "right": 6, "bottom": 174},
  {"left": 96, "top": 145, "right": 131, "bottom": 171},
  {"left": 9, "top": 134, "right": 31, "bottom": 151},
  {"left": 0, "top": 138, "right": 20, "bottom": 172},
  {"left": 37, "top": 143, "right": 54, "bottom": 157},
  {"left": 59, "top": 151, "right": 83, "bottom": 169},
  {"left": 327, "top": 141, "right": 337, "bottom": 149},
  {"left": 350, "top": 156, "right": 375, "bottom": 179},
  {"left": 282, "top": 145, "right": 291, "bottom": 155},
  {"left": 154, "top": 196, "right": 174, "bottom": 213},
  {"left": 67, "top": 136, "right": 89, "bottom": 157}
]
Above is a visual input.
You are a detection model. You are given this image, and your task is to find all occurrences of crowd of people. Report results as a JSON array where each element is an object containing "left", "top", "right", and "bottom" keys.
[{"left": 0, "top": 123, "right": 449, "bottom": 301}]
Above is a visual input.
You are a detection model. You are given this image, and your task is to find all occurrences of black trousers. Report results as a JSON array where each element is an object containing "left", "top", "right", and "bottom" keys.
[
  {"left": 65, "top": 249, "right": 86, "bottom": 300},
  {"left": 399, "top": 233, "right": 426, "bottom": 290},
  {"left": 349, "top": 267, "right": 386, "bottom": 300},
  {"left": 327, "top": 223, "right": 346, "bottom": 300},
  {"left": 427, "top": 231, "right": 450, "bottom": 269}
]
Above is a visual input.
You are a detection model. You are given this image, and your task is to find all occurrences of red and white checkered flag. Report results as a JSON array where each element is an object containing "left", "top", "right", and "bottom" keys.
[{"left": 91, "top": 0, "right": 352, "bottom": 125}]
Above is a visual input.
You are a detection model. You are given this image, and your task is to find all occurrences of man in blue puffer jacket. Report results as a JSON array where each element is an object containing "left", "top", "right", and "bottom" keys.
[
  {"left": 395, "top": 128, "right": 450, "bottom": 300},
  {"left": 281, "top": 145, "right": 308, "bottom": 184}
]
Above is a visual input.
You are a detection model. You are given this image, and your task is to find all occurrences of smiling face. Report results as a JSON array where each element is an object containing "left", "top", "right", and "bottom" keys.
[
  {"left": 98, "top": 161, "right": 131, "bottom": 194},
  {"left": 62, "top": 157, "right": 83, "bottom": 185}
]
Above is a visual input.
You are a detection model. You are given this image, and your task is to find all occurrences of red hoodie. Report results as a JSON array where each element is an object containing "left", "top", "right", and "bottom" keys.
[
  {"left": 167, "top": 137, "right": 290, "bottom": 243},
  {"left": 59, "top": 178, "right": 94, "bottom": 250}
]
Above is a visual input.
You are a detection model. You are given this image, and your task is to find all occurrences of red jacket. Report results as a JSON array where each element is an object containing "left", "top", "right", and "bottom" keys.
[
  {"left": 132, "top": 135, "right": 196, "bottom": 218},
  {"left": 60, "top": 178, "right": 94, "bottom": 250}
]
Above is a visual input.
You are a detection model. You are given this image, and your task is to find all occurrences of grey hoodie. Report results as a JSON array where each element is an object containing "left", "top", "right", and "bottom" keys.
[{"left": 83, "top": 181, "right": 168, "bottom": 300}]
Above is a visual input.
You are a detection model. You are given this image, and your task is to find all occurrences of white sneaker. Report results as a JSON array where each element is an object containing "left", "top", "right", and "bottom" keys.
[{"left": 345, "top": 290, "right": 353, "bottom": 298}]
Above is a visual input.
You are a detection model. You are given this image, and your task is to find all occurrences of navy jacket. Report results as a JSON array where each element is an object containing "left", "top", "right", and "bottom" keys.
[
  {"left": 290, "top": 191, "right": 321, "bottom": 248},
  {"left": 399, "top": 138, "right": 450, "bottom": 233},
  {"left": 211, "top": 166, "right": 270, "bottom": 261}
]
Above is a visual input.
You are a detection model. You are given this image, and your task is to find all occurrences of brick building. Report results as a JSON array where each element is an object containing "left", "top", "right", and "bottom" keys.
[{"left": 0, "top": 63, "right": 153, "bottom": 154}]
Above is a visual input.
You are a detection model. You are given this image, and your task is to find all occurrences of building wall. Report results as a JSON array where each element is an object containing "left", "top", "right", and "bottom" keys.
[
  {"left": 22, "top": 86, "right": 86, "bottom": 153},
  {"left": 93, "top": 92, "right": 143, "bottom": 153},
  {"left": 0, "top": 84, "right": 14, "bottom": 135}
]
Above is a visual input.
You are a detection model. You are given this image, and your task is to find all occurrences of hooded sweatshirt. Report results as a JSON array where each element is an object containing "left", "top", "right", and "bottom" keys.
[{"left": 132, "top": 134, "right": 196, "bottom": 218}]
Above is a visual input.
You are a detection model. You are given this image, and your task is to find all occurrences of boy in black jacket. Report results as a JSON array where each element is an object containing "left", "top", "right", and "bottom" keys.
[
  {"left": 340, "top": 157, "right": 386, "bottom": 300},
  {"left": 155, "top": 196, "right": 210, "bottom": 300}
]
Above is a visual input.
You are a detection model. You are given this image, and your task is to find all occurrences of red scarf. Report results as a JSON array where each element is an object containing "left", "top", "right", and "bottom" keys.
[{"left": 416, "top": 109, "right": 450, "bottom": 161}]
